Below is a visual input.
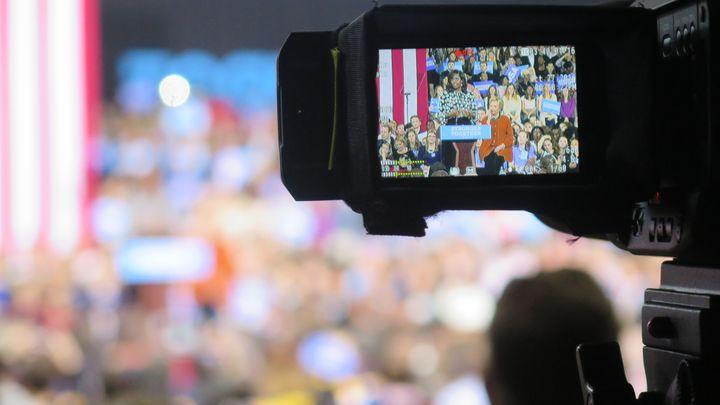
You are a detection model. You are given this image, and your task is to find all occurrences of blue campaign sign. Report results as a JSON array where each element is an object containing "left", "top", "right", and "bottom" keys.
[
  {"left": 556, "top": 73, "right": 577, "bottom": 90},
  {"left": 475, "top": 80, "right": 495, "bottom": 96},
  {"left": 541, "top": 99, "right": 561, "bottom": 115},
  {"left": 473, "top": 61, "right": 481, "bottom": 75},
  {"left": 506, "top": 66, "right": 521, "bottom": 83},
  {"left": 535, "top": 81, "right": 556, "bottom": 95},
  {"left": 426, "top": 57, "right": 436, "bottom": 71},
  {"left": 440, "top": 125, "right": 491, "bottom": 141},
  {"left": 487, "top": 61, "right": 494, "bottom": 74},
  {"left": 430, "top": 98, "right": 440, "bottom": 113},
  {"left": 534, "top": 81, "right": 544, "bottom": 95},
  {"left": 475, "top": 98, "right": 485, "bottom": 109},
  {"left": 115, "top": 237, "right": 215, "bottom": 284}
]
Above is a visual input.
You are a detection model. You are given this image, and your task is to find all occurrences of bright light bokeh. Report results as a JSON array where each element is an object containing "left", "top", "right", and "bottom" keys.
[{"left": 158, "top": 73, "right": 191, "bottom": 107}]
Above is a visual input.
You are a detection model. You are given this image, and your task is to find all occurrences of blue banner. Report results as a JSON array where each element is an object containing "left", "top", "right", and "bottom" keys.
[
  {"left": 556, "top": 73, "right": 576, "bottom": 90},
  {"left": 426, "top": 57, "right": 436, "bottom": 71},
  {"left": 506, "top": 66, "right": 521, "bottom": 83},
  {"left": 534, "top": 81, "right": 544, "bottom": 95},
  {"left": 541, "top": 99, "right": 561, "bottom": 115},
  {"left": 429, "top": 98, "right": 440, "bottom": 113},
  {"left": 536, "top": 80, "right": 556, "bottom": 95},
  {"left": 474, "top": 80, "right": 495, "bottom": 96},
  {"left": 473, "top": 61, "right": 481, "bottom": 75},
  {"left": 440, "top": 125, "right": 491, "bottom": 141}
]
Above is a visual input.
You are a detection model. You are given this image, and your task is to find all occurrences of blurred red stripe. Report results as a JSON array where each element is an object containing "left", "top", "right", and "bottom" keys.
[
  {"left": 0, "top": 0, "right": 100, "bottom": 254},
  {"left": 82, "top": 0, "right": 101, "bottom": 249}
]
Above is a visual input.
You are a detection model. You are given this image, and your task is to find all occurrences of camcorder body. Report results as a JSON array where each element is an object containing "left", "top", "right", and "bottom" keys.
[
  {"left": 277, "top": 0, "right": 718, "bottom": 261},
  {"left": 278, "top": 1, "right": 720, "bottom": 403}
]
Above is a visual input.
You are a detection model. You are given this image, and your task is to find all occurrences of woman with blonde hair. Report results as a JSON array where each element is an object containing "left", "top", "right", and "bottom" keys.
[
  {"left": 502, "top": 83, "right": 522, "bottom": 124},
  {"left": 538, "top": 82, "right": 558, "bottom": 128},
  {"left": 420, "top": 130, "right": 442, "bottom": 166}
]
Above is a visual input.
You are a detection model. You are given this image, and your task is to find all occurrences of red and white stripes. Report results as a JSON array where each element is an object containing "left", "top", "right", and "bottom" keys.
[
  {"left": 377, "top": 48, "right": 429, "bottom": 129},
  {"left": 0, "top": 0, "right": 99, "bottom": 254}
]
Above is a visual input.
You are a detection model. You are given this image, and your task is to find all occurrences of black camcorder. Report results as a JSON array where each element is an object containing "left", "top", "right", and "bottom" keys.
[
  {"left": 278, "top": 1, "right": 720, "bottom": 403},
  {"left": 277, "top": 0, "right": 718, "bottom": 261}
]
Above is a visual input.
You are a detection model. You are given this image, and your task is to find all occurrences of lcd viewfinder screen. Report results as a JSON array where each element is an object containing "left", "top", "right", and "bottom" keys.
[{"left": 376, "top": 46, "right": 579, "bottom": 178}]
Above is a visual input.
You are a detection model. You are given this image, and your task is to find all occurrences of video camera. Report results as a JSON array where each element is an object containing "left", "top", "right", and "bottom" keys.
[{"left": 278, "top": 1, "right": 719, "bottom": 404}]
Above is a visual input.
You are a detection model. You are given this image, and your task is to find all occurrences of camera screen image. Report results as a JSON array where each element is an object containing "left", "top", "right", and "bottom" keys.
[{"left": 376, "top": 46, "right": 579, "bottom": 178}]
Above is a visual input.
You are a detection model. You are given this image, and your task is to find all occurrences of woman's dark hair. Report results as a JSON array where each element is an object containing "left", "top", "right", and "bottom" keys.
[
  {"left": 531, "top": 126, "right": 545, "bottom": 141},
  {"left": 513, "top": 131, "right": 531, "bottom": 151},
  {"left": 563, "top": 126, "right": 578, "bottom": 140},
  {"left": 465, "top": 57, "right": 475, "bottom": 75},
  {"left": 448, "top": 71, "right": 467, "bottom": 93},
  {"left": 525, "top": 85, "right": 535, "bottom": 99},
  {"left": 406, "top": 129, "right": 421, "bottom": 150}
]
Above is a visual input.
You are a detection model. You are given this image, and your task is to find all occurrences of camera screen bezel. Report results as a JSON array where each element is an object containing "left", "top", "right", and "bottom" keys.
[{"left": 363, "top": 5, "right": 610, "bottom": 193}]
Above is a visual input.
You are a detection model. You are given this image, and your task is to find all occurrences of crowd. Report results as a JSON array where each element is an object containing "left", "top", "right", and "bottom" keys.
[{"left": 378, "top": 46, "right": 579, "bottom": 177}]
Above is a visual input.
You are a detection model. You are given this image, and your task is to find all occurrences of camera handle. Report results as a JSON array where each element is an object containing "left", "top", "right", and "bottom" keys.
[{"left": 578, "top": 261, "right": 720, "bottom": 405}]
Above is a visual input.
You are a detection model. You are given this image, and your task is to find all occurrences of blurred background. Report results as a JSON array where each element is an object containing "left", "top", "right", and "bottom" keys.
[{"left": 2, "top": 0, "right": 660, "bottom": 404}]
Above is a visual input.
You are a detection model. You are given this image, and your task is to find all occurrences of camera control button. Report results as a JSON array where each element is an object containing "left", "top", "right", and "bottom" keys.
[
  {"left": 662, "top": 35, "right": 672, "bottom": 57},
  {"left": 647, "top": 316, "right": 676, "bottom": 339},
  {"left": 689, "top": 24, "right": 696, "bottom": 51}
]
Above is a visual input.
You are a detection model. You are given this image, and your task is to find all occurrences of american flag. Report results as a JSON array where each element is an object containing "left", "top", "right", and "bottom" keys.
[
  {"left": 0, "top": 0, "right": 99, "bottom": 254},
  {"left": 377, "top": 49, "right": 429, "bottom": 128}
]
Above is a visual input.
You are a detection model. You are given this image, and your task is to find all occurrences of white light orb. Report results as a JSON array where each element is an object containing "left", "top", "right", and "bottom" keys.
[{"left": 158, "top": 74, "right": 191, "bottom": 107}]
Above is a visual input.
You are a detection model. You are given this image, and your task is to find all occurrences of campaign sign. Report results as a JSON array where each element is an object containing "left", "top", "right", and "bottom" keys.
[
  {"left": 474, "top": 80, "right": 495, "bottom": 96},
  {"left": 541, "top": 99, "right": 561, "bottom": 115},
  {"left": 473, "top": 61, "right": 481, "bottom": 75},
  {"left": 487, "top": 61, "right": 494, "bottom": 74},
  {"left": 507, "top": 65, "right": 529, "bottom": 83},
  {"left": 547, "top": 81, "right": 557, "bottom": 93},
  {"left": 426, "top": 57, "right": 436, "bottom": 71},
  {"left": 440, "top": 125, "right": 491, "bottom": 141},
  {"left": 534, "top": 81, "right": 544, "bottom": 95},
  {"left": 556, "top": 73, "right": 576, "bottom": 90},
  {"left": 115, "top": 237, "right": 215, "bottom": 284},
  {"left": 475, "top": 98, "right": 485, "bottom": 109},
  {"left": 430, "top": 98, "right": 440, "bottom": 113},
  {"left": 506, "top": 66, "right": 521, "bottom": 83},
  {"left": 445, "top": 61, "right": 460, "bottom": 72}
]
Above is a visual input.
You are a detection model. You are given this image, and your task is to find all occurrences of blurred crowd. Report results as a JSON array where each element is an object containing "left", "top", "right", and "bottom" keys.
[{"left": 2, "top": 63, "right": 661, "bottom": 404}]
